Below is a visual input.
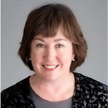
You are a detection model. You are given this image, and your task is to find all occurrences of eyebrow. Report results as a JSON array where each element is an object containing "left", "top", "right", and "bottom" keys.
[{"left": 34, "top": 38, "right": 67, "bottom": 42}]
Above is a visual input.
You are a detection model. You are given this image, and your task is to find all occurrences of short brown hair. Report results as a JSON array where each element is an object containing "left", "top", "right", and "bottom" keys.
[{"left": 18, "top": 3, "right": 88, "bottom": 72}]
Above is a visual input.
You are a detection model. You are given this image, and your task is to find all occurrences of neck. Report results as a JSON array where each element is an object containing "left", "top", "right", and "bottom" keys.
[{"left": 30, "top": 72, "right": 75, "bottom": 95}]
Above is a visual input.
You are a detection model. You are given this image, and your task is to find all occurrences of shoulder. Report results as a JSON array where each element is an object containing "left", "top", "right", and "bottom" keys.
[
  {"left": 74, "top": 72, "right": 107, "bottom": 91},
  {"left": 73, "top": 72, "right": 108, "bottom": 107},
  {"left": 1, "top": 76, "right": 31, "bottom": 107},
  {"left": 1, "top": 76, "right": 30, "bottom": 95}
]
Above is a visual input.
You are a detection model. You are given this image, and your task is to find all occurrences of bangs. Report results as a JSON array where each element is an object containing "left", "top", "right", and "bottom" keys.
[
  {"left": 30, "top": 5, "right": 74, "bottom": 42},
  {"left": 34, "top": 11, "right": 62, "bottom": 37}
]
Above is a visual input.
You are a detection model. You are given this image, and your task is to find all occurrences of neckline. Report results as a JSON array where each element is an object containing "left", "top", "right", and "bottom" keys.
[
  {"left": 28, "top": 72, "right": 78, "bottom": 102},
  {"left": 30, "top": 84, "right": 73, "bottom": 103}
]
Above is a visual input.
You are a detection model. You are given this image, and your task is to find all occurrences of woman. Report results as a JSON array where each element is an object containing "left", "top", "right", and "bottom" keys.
[{"left": 1, "top": 3, "right": 108, "bottom": 108}]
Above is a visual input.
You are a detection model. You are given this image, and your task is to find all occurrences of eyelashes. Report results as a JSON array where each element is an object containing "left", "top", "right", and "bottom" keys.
[
  {"left": 56, "top": 44, "right": 64, "bottom": 48},
  {"left": 36, "top": 44, "right": 64, "bottom": 48},
  {"left": 36, "top": 44, "right": 45, "bottom": 48}
]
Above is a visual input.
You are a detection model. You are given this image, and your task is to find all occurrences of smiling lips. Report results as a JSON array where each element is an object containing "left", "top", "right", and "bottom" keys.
[{"left": 42, "top": 65, "right": 59, "bottom": 69}]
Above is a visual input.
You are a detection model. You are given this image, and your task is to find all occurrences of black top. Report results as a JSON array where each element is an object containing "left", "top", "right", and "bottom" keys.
[{"left": 1, "top": 72, "right": 108, "bottom": 108}]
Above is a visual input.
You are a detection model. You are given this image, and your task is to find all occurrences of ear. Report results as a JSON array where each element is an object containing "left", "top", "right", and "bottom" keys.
[{"left": 71, "top": 52, "right": 75, "bottom": 61}]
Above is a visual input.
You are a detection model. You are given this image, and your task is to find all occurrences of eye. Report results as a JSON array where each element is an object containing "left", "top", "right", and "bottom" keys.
[
  {"left": 57, "top": 44, "right": 64, "bottom": 48},
  {"left": 36, "top": 44, "right": 45, "bottom": 48}
]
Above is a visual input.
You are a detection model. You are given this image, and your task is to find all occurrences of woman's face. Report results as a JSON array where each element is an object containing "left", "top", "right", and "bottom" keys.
[{"left": 30, "top": 29, "right": 75, "bottom": 81}]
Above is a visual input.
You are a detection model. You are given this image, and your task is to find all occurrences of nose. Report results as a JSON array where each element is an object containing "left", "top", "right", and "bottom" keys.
[{"left": 43, "top": 46, "right": 56, "bottom": 61}]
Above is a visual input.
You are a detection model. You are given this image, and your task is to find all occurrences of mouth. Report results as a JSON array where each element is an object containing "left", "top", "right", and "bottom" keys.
[{"left": 42, "top": 65, "right": 59, "bottom": 70}]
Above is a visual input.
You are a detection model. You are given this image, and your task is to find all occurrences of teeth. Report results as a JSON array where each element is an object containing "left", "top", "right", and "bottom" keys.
[{"left": 44, "top": 65, "right": 57, "bottom": 69}]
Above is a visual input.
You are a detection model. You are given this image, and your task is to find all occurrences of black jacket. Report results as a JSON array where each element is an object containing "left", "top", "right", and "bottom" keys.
[{"left": 1, "top": 72, "right": 108, "bottom": 108}]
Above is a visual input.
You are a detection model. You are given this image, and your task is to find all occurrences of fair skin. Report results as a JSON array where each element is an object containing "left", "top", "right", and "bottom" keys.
[{"left": 30, "top": 28, "right": 75, "bottom": 102}]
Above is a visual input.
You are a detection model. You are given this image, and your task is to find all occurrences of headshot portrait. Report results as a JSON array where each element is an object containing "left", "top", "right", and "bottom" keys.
[{"left": 1, "top": 0, "right": 107, "bottom": 108}]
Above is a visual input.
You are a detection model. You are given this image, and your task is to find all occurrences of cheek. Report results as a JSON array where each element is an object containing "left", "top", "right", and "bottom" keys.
[
  {"left": 30, "top": 50, "right": 42, "bottom": 64},
  {"left": 58, "top": 50, "right": 72, "bottom": 63}
]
